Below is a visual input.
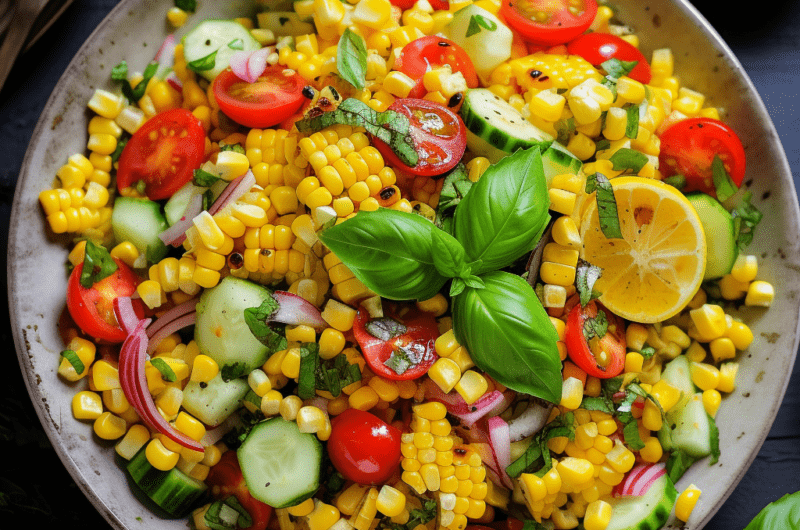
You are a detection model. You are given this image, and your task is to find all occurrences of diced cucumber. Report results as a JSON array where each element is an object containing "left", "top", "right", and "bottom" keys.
[
  {"left": 605, "top": 473, "right": 677, "bottom": 530},
  {"left": 111, "top": 196, "right": 168, "bottom": 264},
  {"left": 447, "top": 5, "right": 513, "bottom": 77},
  {"left": 126, "top": 445, "right": 207, "bottom": 517},
  {"left": 663, "top": 392, "right": 714, "bottom": 459},
  {"left": 685, "top": 191, "right": 738, "bottom": 280},
  {"left": 182, "top": 20, "right": 262, "bottom": 81},
  {"left": 182, "top": 372, "right": 250, "bottom": 427},
  {"left": 194, "top": 276, "right": 274, "bottom": 374},
  {"left": 256, "top": 11, "right": 315, "bottom": 37},
  {"left": 541, "top": 141, "right": 582, "bottom": 187},
  {"left": 660, "top": 355, "right": 696, "bottom": 408},
  {"left": 460, "top": 88, "right": 553, "bottom": 155},
  {"left": 164, "top": 182, "right": 207, "bottom": 227},
  {"left": 237, "top": 417, "right": 322, "bottom": 508}
]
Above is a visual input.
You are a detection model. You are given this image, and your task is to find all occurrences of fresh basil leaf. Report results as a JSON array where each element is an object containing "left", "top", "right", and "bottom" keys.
[
  {"left": 435, "top": 163, "right": 472, "bottom": 230},
  {"left": 449, "top": 278, "right": 466, "bottom": 297},
  {"left": 220, "top": 142, "right": 245, "bottom": 154},
  {"left": 431, "top": 228, "right": 469, "bottom": 278},
  {"left": 150, "top": 358, "right": 177, "bottom": 382},
  {"left": 244, "top": 296, "right": 289, "bottom": 353},
  {"left": 708, "top": 411, "right": 720, "bottom": 464},
  {"left": 600, "top": 58, "right": 638, "bottom": 96},
  {"left": 115, "top": 61, "right": 159, "bottom": 103},
  {"left": 575, "top": 258, "right": 603, "bottom": 307},
  {"left": 318, "top": 208, "right": 448, "bottom": 301},
  {"left": 175, "top": 0, "right": 197, "bottom": 12},
  {"left": 452, "top": 271, "right": 562, "bottom": 403},
  {"left": 316, "top": 352, "right": 361, "bottom": 397},
  {"left": 193, "top": 168, "right": 221, "bottom": 187},
  {"left": 712, "top": 154, "right": 738, "bottom": 201},
  {"left": 365, "top": 318, "right": 407, "bottom": 341},
  {"left": 298, "top": 343, "right": 319, "bottom": 400},
  {"left": 296, "top": 98, "right": 418, "bottom": 167},
  {"left": 187, "top": 50, "right": 217, "bottom": 73},
  {"left": 60, "top": 350, "right": 85, "bottom": 375},
  {"left": 585, "top": 172, "right": 623, "bottom": 239},
  {"left": 609, "top": 147, "right": 648, "bottom": 173},
  {"left": 579, "top": 395, "right": 615, "bottom": 415},
  {"left": 583, "top": 309, "right": 608, "bottom": 340},
  {"left": 732, "top": 191, "right": 763, "bottom": 250},
  {"left": 744, "top": 491, "right": 800, "bottom": 530},
  {"left": 80, "top": 240, "right": 118, "bottom": 288},
  {"left": 621, "top": 416, "right": 645, "bottom": 450},
  {"left": 452, "top": 146, "right": 551, "bottom": 275},
  {"left": 665, "top": 449, "right": 698, "bottom": 484},
  {"left": 111, "top": 135, "right": 129, "bottom": 162},
  {"left": 625, "top": 105, "right": 639, "bottom": 139},
  {"left": 465, "top": 14, "right": 497, "bottom": 38},
  {"left": 337, "top": 28, "right": 368, "bottom": 91}
]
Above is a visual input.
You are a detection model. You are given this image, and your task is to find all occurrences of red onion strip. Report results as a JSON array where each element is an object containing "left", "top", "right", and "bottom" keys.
[
  {"left": 154, "top": 34, "right": 176, "bottom": 69},
  {"left": 614, "top": 463, "right": 666, "bottom": 497},
  {"left": 246, "top": 47, "right": 272, "bottom": 80},
  {"left": 229, "top": 50, "right": 253, "bottom": 82},
  {"left": 113, "top": 296, "right": 141, "bottom": 336},
  {"left": 158, "top": 193, "right": 203, "bottom": 247},
  {"left": 487, "top": 416, "right": 514, "bottom": 489},
  {"left": 271, "top": 291, "right": 327, "bottom": 330},
  {"left": 145, "top": 297, "right": 200, "bottom": 339},
  {"left": 146, "top": 311, "right": 197, "bottom": 355}
]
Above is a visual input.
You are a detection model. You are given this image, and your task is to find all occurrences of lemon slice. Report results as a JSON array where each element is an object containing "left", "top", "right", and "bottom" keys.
[{"left": 579, "top": 176, "right": 706, "bottom": 324}]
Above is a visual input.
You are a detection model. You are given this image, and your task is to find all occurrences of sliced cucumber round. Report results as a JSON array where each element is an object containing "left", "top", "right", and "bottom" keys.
[
  {"left": 685, "top": 191, "right": 738, "bottom": 280},
  {"left": 182, "top": 20, "right": 261, "bottom": 81},
  {"left": 126, "top": 445, "right": 207, "bottom": 517},
  {"left": 237, "top": 417, "right": 322, "bottom": 509},
  {"left": 606, "top": 473, "right": 677, "bottom": 530},
  {"left": 460, "top": 88, "right": 553, "bottom": 154},
  {"left": 111, "top": 196, "right": 168, "bottom": 264}
]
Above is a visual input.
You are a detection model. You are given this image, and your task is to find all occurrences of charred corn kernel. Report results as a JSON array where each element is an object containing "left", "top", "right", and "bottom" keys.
[
  {"left": 115, "top": 424, "right": 151, "bottom": 460},
  {"left": 689, "top": 304, "right": 727, "bottom": 341},
  {"left": 690, "top": 362, "right": 721, "bottom": 391},
  {"left": 745, "top": 281, "right": 775, "bottom": 307},
  {"left": 455, "top": 370, "right": 488, "bottom": 405},
  {"left": 349, "top": 385, "right": 380, "bottom": 411},
  {"left": 675, "top": 484, "right": 702, "bottom": 522},
  {"left": 94, "top": 411, "right": 127, "bottom": 440},
  {"left": 717, "top": 362, "right": 738, "bottom": 393},
  {"left": 561, "top": 377, "right": 584, "bottom": 410},
  {"left": 428, "top": 358, "right": 461, "bottom": 393},
  {"left": 72, "top": 390, "right": 103, "bottom": 420}
]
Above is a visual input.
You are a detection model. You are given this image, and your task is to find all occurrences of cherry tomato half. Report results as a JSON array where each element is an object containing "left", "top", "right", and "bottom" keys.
[
  {"left": 564, "top": 300, "right": 626, "bottom": 379},
  {"left": 501, "top": 0, "right": 597, "bottom": 46},
  {"left": 116, "top": 108, "right": 205, "bottom": 201},
  {"left": 66, "top": 258, "right": 144, "bottom": 343},
  {"left": 372, "top": 98, "right": 467, "bottom": 177},
  {"left": 327, "top": 409, "right": 402, "bottom": 485},
  {"left": 394, "top": 36, "right": 479, "bottom": 99},
  {"left": 205, "top": 451, "right": 274, "bottom": 530},
  {"left": 658, "top": 117, "right": 747, "bottom": 196},
  {"left": 212, "top": 67, "right": 306, "bottom": 129},
  {"left": 352, "top": 304, "right": 439, "bottom": 380},
  {"left": 566, "top": 32, "right": 652, "bottom": 84}
]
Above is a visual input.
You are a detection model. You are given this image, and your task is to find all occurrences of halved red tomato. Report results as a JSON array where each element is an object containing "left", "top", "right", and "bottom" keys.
[
  {"left": 394, "top": 36, "right": 479, "bottom": 99},
  {"left": 501, "top": 0, "right": 597, "bottom": 46},
  {"left": 658, "top": 117, "right": 747, "bottom": 196},
  {"left": 116, "top": 108, "right": 206, "bottom": 200},
  {"left": 564, "top": 300, "right": 626, "bottom": 379},
  {"left": 372, "top": 98, "right": 467, "bottom": 177},
  {"left": 352, "top": 303, "right": 439, "bottom": 380},
  {"left": 205, "top": 450, "right": 274, "bottom": 530},
  {"left": 212, "top": 66, "right": 306, "bottom": 129},
  {"left": 66, "top": 258, "right": 144, "bottom": 343},
  {"left": 566, "top": 32, "right": 652, "bottom": 84}
]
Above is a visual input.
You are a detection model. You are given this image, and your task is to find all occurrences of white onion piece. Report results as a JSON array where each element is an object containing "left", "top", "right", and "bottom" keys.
[
  {"left": 158, "top": 192, "right": 203, "bottom": 246},
  {"left": 229, "top": 50, "right": 254, "bottom": 82},
  {"left": 146, "top": 311, "right": 197, "bottom": 354},
  {"left": 113, "top": 296, "right": 141, "bottom": 336},
  {"left": 208, "top": 170, "right": 256, "bottom": 215},
  {"left": 487, "top": 416, "right": 514, "bottom": 489},
  {"left": 614, "top": 463, "right": 666, "bottom": 497},
  {"left": 271, "top": 291, "right": 327, "bottom": 330},
  {"left": 507, "top": 399, "right": 553, "bottom": 442},
  {"left": 146, "top": 297, "right": 200, "bottom": 339}
]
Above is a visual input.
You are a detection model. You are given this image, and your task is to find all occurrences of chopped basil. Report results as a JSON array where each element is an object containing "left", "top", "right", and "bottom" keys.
[
  {"left": 298, "top": 343, "right": 361, "bottom": 399},
  {"left": 575, "top": 259, "right": 603, "bottom": 307},
  {"left": 384, "top": 340, "right": 431, "bottom": 376},
  {"left": 466, "top": 14, "right": 497, "bottom": 37},
  {"left": 193, "top": 168, "right": 222, "bottom": 187},
  {"left": 663, "top": 174, "right": 687, "bottom": 190},
  {"left": 219, "top": 142, "right": 245, "bottom": 154},
  {"left": 221, "top": 362, "right": 250, "bottom": 382},
  {"left": 336, "top": 28, "right": 368, "bottom": 91},
  {"left": 731, "top": 190, "right": 763, "bottom": 250},
  {"left": 505, "top": 411, "right": 575, "bottom": 478},
  {"left": 585, "top": 172, "right": 623, "bottom": 239},
  {"left": 609, "top": 147, "right": 648, "bottom": 173},
  {"left": 625, "top": 105, "right": 639, "bottom": 139},
  {"left": 150, "top": 358, "right": 177, "bottom": 382},
  {"left": 555, "top": 117, "right": 576, "bottom": 146},
  {"left": 582, "top": 309, "right": 608, "bottom": 340},
  {"left": 204, "top": 496, "right": 253, "bottom": 530},
  {"left": 110, "top": 135, "right": 128, "bottom": 162},
  {"left": 435, "top": 163, "right": 472, "bottom": 230},
  {"left": 365, "top": 318, "right": 407, "bottom": 341},
  {"left": 600, "top": 58, "right": 638, "bottom": 96},
  {"left": 111, "top": 60, "right": 158, "bottom": 103},
  {"left": 80, "top": 240, "right": 118, "bottom": 288},
  {"left": 187, "top": 50, "right": 218, "bottom": 73},
  {"left": 383, "top": 499, "right": 437, "bottom": 530},
  {"left": 711, "top": 154, "right": 739, "bottom": 202},
  {"left": 60, "top": 350, "right": 85, "bottom": 374},
  {"left": 110, "top": 61, "right": 128, "bottom": 81},
  {"left": 665, "top": 449, "right": 699, "bottom": 484},
  {"left": 174, "top": 0, "right": 197, "bottom": 12}
]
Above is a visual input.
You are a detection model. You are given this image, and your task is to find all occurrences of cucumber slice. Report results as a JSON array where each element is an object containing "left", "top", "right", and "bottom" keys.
[
  {"left": 541, "top": 141, "right": 582, "bottom": 187},
  {"left": 664, "top": 392, "right": 714, "bottom": 458},
  {"left": 460, "top": 88, "right": 553, "bottom": 154},
  {"left": 126, "top": 445, "right": 207, "bottom": 517},
  {"left": 256, "top": 12, "right": 315, "bottom": 36},
  {"left": 237, "top": 417, "right": 322, "bottom": 508},
  {"left": 660, "top": 355, "right": 696, "bottom": 409},
  {"left": 606, "top": 473, "right": 677, "bottom": 530},
  {"left": 182, "top": 20, "right": 262, "bottom": 81},
  {"left": 685, "top": 191, "right": 738, "bottom": 280},
  {"left": 194, "top": 276, "right": 276, "bottom": 374},
  {"left": 182, "top": 372, "right": 250, "bottom": 427},
  {"left": 447, "top": 5, "right": 513, "bottom": 77},
  {"left": 163, "top": 182, "right": 208, "bottom": 227},
  {"left": 111, "top": 196, "right": 168, "bottom": 264},
  {"left": 465, "top": 129, "right": 508, "bottom": 164}
]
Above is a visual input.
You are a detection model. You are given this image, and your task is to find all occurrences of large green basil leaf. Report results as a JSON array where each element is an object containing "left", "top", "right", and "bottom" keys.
[
  {"left": 451, "top": 270, "right": 562, "bottom": 402},
  {"left": 318, "top": 209, "right": 448, "bottom": 301},
  {"left": 745, "top": 491, "right": 800, "bottom": 530},
  {"left": 452, "top": 146, "right": 550, "bottom": 275}
]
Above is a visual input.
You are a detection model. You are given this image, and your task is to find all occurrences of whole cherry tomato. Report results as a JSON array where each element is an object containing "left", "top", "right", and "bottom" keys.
[
  {"left": 501, "top": 0, "right": 597, "bottom": 46},
  {"left": 116, "top": 108, "right": 205, "bottom": 200},
  {"left": 566, "top": 32, "right": 652, "bottom": 84},
  {"left": 205, "top": 450, "right": 274, "bottom": 530},
  {"left": 66, "top": 258, "right": 144, "bottom": 343},
  {"left": 327, "top": 409, "right": 402, "bottom": 485},
  {"left": 564, "top": 300, "right": 626, "bottom": 379}
]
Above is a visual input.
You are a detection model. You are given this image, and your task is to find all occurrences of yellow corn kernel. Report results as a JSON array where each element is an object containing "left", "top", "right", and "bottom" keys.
[
  {"left": 336, "top": 483, "right": 370, "bottom": 516},
  {"left": 94, "top": 411, "right": 127, "bottom": 440},
  {"left": 639, "top": 436, "right": 663, "bottom": 464},
  {"left": 745, "top": 281, "right": 775, "bottom": 307},
  {"left": 88, "top": 89, "right": 125, "bottom": 119},
  {"left": 605, "top": 441, "right": 635, "bottom": 473},
  {"left": 717, "top": 362, "right": 738, "bottom": 393},
  {"left": 702, "top": 388, "right": 722, "bottom": 418},
  {"left": 352, "top": 488, "right": 379, "bottom": 530},
  {"left": 730, "top": 254, "right": 758, "bottom": 282},
  {"left": 709, "top": 337, "right": 736, "bottom": 364},
  {"left": 72, "top": 390, "right": 103, "bottom": 420},
  {"left": 689, "top": 304, "right": 727, "bottom": 341},
  {"left": 675, "top": 484, "right": 702, "bottom": 522},
  {"left": 115, "top": 424, "right": 151, "bottom": 460},
  {"left": 560, "top": 377, "right": 584, "bottom": 410},
  {"left": 416, "top": 293, "right": 448, "bottom": 316},
  {"left": 428, "top": 358, "right": 462, "bottom": 393},
  {"left": 540, "top": 261, "right": 576, "bottom": 287},
  {"left": 297, "top": 406, "right": 329, "bottom": 433},
  {"left": 349, "top": 385, "right": 380, "bottom": 411},
  {"left": 583, "top": 500, "right": 612, "bottom": 530},
  {"left": 376, "top": 485, "right": 406, "bottom": 517},
  {"left": 726, "top": 319, "right": 754, "bottom": 351},
  {"left": 92, "top": 359, "right": 121, "bottom": 391},
  {"left": 455, "top": 370, "right": 489, "bottom": 405},
  {"left": 191, "top": 354, "right": 219, "bottom": 383},
  {"left": 625, "top": 352, "right": 644, "bottom": 373},
  {"left": 690, "top": 362, "right": 721, "bottom": 391},
  {"left": 281, "top": 347, "right": 302, "bottom": 379},
  {"left": 321, "top": 299, "right": 357, "bottom": 331}
]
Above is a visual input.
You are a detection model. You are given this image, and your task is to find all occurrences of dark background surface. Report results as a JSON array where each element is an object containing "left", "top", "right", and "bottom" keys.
[{"left": 1, "top": 0, "right": 799, "bottom": 528}]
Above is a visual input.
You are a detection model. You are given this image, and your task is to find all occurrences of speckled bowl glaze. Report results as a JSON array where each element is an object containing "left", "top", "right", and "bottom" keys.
[{"left": 8, "top": 1, "right": 800, "bottom": 529}]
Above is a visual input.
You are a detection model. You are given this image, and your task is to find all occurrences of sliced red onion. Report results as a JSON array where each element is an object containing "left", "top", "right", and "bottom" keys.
[
  {"left": 146, "top": 311, "right": 197, "bottom": 355},
  {"left": 614, "top": 463, "right": 666, "bottom": 497},
  {"left": 229, "top": 50, "right": 253, "bottom": 82},
  {"left": 146, "top": 297, "right": 200, "bottom": 339},
  {"left": 154, "top": 34, "right": 176, "bottom": 68},
  {"left": 487, "top": 416, "right": 514, "bottom": 489},
  {"left": 271, "top": 291, "right": 327, "bottom": 330},
  {"left": 113, "top": 296, "right": 141, "bottom": 336},
  {"left": 508, "top": 399, "right": 553, "bottom": 442},
  {"left": 166, "top": 71, "right": 183, "bottom": 92},
  {"left": 118, "top": 321, "right": 204, "bottom": 453},
  {"left": 158, "top": 192, "right": 203, "bottom": 247},
  {"left": 247, "top": 47, "right": 272, "bottom": 81},
  {"left": 451, "top": 391, "right": 512, "bottom": 427},
  {"left": 208, "top": 171, "right": 256, "bottom": 216}
]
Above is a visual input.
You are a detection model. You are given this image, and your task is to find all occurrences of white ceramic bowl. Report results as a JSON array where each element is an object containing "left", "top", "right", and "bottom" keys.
[{"left": 9, "top": 1, "right": 800, "bottom": 529}]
